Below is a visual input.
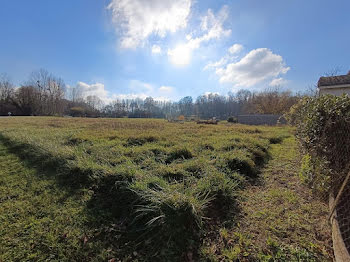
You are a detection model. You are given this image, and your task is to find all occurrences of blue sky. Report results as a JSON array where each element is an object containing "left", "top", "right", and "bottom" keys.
[{"left": 0, "top": 0, "right": 349, "bottom": 102}]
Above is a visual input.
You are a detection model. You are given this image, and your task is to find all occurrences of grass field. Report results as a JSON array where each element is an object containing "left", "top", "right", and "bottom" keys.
[{"left": 0, "top": 117, "right": 332, "bottom": 261}]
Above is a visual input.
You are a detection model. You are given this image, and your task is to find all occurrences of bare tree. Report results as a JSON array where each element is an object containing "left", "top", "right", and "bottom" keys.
[
  {"left": 323, "top": 66, "right": 343, "bottom": 77},
  {"left": 13, "top": 86, "right": 40, "bottom": 115},
  {"left": 0, "top": 74, "right": 16, "bottom": 115},
  {"left": 86, "top": 95, "right": 104, "bottom": 110},
  {"left": 0, "top": 74, "right": 14, "bottom": 102},
  {"left": 27, "top": 69, "right": 66, "bottom": 115},
  {"left": 67, "top": 85, "right": 83, "bottom": 103},
  {"left": 244, "top": 88, "right": 299, "bottom": 114}
]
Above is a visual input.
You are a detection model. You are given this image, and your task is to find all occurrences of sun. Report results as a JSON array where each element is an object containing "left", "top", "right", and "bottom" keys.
[{"left": 168, "top": 44, "right": 192, "bottom": 66}]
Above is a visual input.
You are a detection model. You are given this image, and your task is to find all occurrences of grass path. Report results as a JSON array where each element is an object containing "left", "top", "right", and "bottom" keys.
[{"left": 202, "top": 136, "right": 334, "bottom": 261}]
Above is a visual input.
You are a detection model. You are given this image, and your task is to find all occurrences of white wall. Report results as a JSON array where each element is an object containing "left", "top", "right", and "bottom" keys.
[{"left": 319, "top": 86, "right": 350, "bottom": 96}]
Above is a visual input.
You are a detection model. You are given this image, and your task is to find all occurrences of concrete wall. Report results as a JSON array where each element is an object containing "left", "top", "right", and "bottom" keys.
[
  {"left": 237, "top": 114, "right": 287, "bottom": 126},
  {"left": 319, "top": 86, "right": 350, "bottom": 96}
]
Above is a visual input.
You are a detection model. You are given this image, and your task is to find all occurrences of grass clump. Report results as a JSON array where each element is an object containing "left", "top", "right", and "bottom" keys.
[
  {"left": 217, "top": 151, "right": 257, "bottom": 178},
  {"left": 130, "top": 186, "right": 209, "bottom": 258},
  {"left": 166, "top": 147, "right": 193, "bottom": 163},
  {"left": 195, "top": 171, "right": 240, "bottom": 207},
  {"left": 125, "top": 135, "right": 159, "bottom": 147}
]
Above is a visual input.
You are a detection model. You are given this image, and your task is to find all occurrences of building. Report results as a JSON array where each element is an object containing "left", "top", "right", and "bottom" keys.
[
  {"left": 237, "top": 114, "right": 287, "bottom": 125},
  {"left": 318, "top": 72, "right": 350, "bottom": 96}
]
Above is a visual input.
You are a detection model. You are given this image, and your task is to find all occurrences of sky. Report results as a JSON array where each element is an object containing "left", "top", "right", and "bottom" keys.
[{"left": 0, "top": 0, "right": 349, "bottom": 102}]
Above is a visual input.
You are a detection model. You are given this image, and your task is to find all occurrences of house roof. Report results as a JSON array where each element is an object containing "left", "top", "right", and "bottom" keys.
[{"left": 318, "top": 73, "right": 350, "bottom": 87}]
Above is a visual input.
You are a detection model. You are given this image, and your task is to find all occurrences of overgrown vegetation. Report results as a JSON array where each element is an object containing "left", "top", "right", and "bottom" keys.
[
  {"left": 0, "top": 117, "right": 291, "bottom": 261},
  {"left": 287, "top": 94, "right": 350, "bottom": 196}
]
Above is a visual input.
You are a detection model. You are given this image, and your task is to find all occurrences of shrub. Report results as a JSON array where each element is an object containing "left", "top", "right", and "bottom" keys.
[
  {"left": 299, "top": 154, "right": 312, "bottom": 183},
  {"left": 289, "top": 94, "right": 350, "bottom": 195},
  {"left": 227, "top": 116, "right": 238, "bottom": 123},
  {"left": 268, "top": 136, "right": 283, "bottom": 144},
  {"left": 69, "top": 106, "right": 85, "bottom": 117}
]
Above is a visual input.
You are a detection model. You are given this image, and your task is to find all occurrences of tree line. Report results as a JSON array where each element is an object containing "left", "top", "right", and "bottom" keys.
[{"left": 0, "top": 69, "right": 304, "bottom": 119}]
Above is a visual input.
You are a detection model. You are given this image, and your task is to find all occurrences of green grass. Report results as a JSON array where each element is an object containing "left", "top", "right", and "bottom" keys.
[
  {"left": 199, "top": 136, "right": 333, "bottom": 261},
  {"left": 0, "top": 117, "right": 330, "bottom": 261},
  {"left": 0, "top": 142, "right": 115, "bottom": 261}
]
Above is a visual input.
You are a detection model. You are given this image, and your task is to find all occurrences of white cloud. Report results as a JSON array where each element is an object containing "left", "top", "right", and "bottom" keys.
[
  {"left": 112, "top": 93, "right": 169, "bottom": 101},
  {"left": 204, "top": 43, "right": 243, "bottom": 71},
  {"left": 159, "top": 85, "right": 173, "bottom": 93},
  {"left": 108, "top": 0, "right": 192, "bottom": 48},
  {"left": 167, "top": 44, "right": 192, "bottom": 66},
  {"left": 72, "top": 82, "right": 111, "bottom": 103},
  {"left": 216, "top": 48, "right": 290, "bottom": 87},
  {"left": 168, "top": 5, "right": 231, "bottom": 66},
  {"left": 151, "top": 45, "right": 162, "bottom": 54},
  {"left": 203, "top": 57, "right": 228, "bottom": 71},
  {"left": 198, "top": 6, "right": 231, "bottom": 43},
  {"left": 122, "top": 80, "right": 173, "bottom": 100},
  {"left": 129, "top": 79, "right": 154, "bottom": 93},
  {"left": 68, "top": 80, "right": 174, "bottom": 103},
  {"left": 111, "top": 93, "right": 149, "bottom": 100},
  {"left": 228, "top": 44, "right": 243, "bottom": 55},
  {"left": 269, "top": 77, "right": 288, "bottom": 87}
]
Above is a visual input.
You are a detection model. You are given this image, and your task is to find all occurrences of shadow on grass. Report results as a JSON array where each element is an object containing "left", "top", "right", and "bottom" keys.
[
  {"left": 0, "top": 133, "right": 198, "bottom": 260},
  {"left": 0, "top": 133, "right": 140, "bottom": 258},
  {"left": 0, "top": 134, "right": 90, "bottom": 193}
]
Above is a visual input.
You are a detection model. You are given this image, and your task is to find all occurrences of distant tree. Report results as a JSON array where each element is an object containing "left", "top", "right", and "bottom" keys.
[
  {"left": 86, "top": 95, "right": 104, "bottom": 110},
  {"left": 0, "top": 74, "right": 14, "bottom": 102},
  {"left": 245, "top": 88, "right": 300, "bottom": 114},
  {"left": 178, "top": 96, "right": 193, "bottom": 116},
  {"left": 236, "top": 89, "right": 252, "bottom": 103},
  {"left": 0, "top": 74, "right": 16, "bottom": 115},
  {"left": 144, "top": 97, "right": 155, "bottom": 117},
  {"left": 13, "top": 86, "right": 40, "bottom": 115},
  {"left": 27, "top": 69, "right": 66, "bottom": 115},
  {"left": 67, "top": 85, "right": 83, "bottom": 103}
]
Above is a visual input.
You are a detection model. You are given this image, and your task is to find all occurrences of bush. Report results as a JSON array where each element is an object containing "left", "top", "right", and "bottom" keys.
[
  {"left": 288, "top": 94, "right": 350, "bottom": 195},
  {"left": 69, "top": 106, "right": 85, "bottom": 117},
  {"left": 227, "top": 116, "right": 238, "bottom": 123}
]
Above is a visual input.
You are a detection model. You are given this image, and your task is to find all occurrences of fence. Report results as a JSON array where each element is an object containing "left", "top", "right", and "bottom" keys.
[{"left": 323, "top": 119, "right": 350, "bottom": 260}]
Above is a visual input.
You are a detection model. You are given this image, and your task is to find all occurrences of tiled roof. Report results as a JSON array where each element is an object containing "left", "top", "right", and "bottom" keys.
[{"left": 318, "top": 73, "right": 350, "bottom": 87}]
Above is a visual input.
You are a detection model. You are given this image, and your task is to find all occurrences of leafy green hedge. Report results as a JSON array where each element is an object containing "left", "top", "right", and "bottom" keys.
[{"left": 287, "top": 94, "right": 350, "bottom": 196}]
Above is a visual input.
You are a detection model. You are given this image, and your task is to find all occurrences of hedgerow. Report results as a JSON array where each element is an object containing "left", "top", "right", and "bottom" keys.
[{"left": 287, "top": 94, "right": 350, "bottom": 196}]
